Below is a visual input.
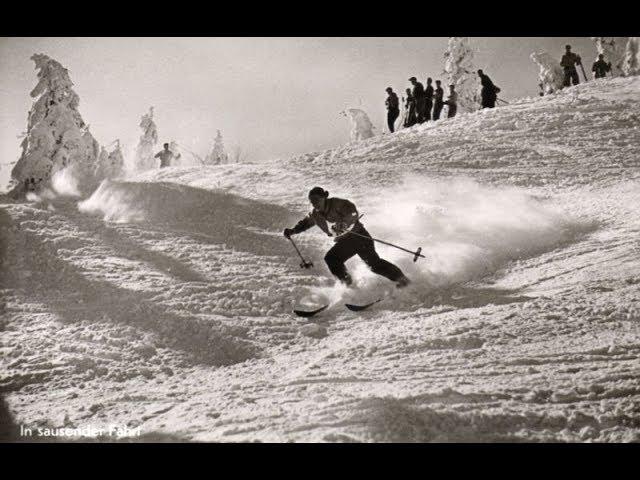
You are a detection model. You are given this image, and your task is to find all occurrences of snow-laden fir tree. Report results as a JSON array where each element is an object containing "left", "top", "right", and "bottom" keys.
[
  {"left": 591, "top": 37, "right": 628, "bottom": 77},
  {"left": 443, "top": 37, "right": 480, "bottom": 113},
  {"left": 342, "top": 108, "right": 375, "bottom": 141},
  {"left": 95, "top": 140, "right": 124, "bottom": 180},
  {"left": 622, "top": 37, "right": 640, "bottom": 76},
  {"left": 10, "top": 53, "right": 100, "bottom": 194},
  {"left": 206, "top": 130, "right": 228, "bottom": 165},
  {"left": 530, "top": 52, "right": 565, "bottom": 95},
  {"left": 133, "top": 107, "right": 158, "bottom": 172}
]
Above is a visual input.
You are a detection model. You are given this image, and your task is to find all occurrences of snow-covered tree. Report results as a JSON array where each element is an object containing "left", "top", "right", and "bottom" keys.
[
  {"left": 342, "top": 108, "right": 375, "bottom": 141},
  {"left": 95, "top": 140, "right": 124, "bottom": 180},
  {"left": 206, "top": 130, "right": 228, "bottom": 165},
  {"left": 443, "top": 37, "right": 480, "bottom": 113},
  {"left": 591, "top": 37, "right": 627, "bottom": 77},
  {"left": 530, "top": 52, "right": 565, "bottom": 96},
  {"left": 622, "top": 37, "right": 640, "bottom": 76},
  {"left": 10, "top": 53, "right": 100, "bottom": 194},
  {"left": 133, "top": 107, "right": 158, "bottom": 172}
]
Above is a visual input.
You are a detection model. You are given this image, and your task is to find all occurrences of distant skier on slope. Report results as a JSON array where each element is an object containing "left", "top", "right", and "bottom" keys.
[
  {"left": 404, "top": 88, "right": 417, "bottom": 127},
  {"left": 443, "top": 85, "right": 458, "bottom": 118},
  {"left": 409, "top": 76, "right": 427, "bottom": 124},
  {"left": 477, "top": 69, "right": 500, "bottom": 109},
  {"left": 283, "top": 187, "right": 411, "bottom": 288},
  {"left": 433, "top": 80, "right": 444, "bottom": 120},
  {"left": 592, "top": 54, "right": 612, "bottom": 79},
  {"left": 561, "top": 44, "right": 582, "bottom": 87},
  {"left": 385, "top": 87, "right": 400, "bottom": 133},
  {"left": 154, "top": 143, "right": 178, "bottom": 168}
]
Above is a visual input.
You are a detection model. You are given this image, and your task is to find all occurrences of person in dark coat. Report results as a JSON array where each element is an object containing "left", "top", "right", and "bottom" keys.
[
  {"left": 443, "top": 85, "right": 458, "bottom": 118},
  {"left": 424, "top": 77, "right": 434, "bottom": 121},
  {"left": 284, "top": 187, "right": 410, "bottom": 288},
  {"left": 404, "top": 88, "right": 417, "bottom": 127},
  {"left": 561, "top": 44, "right": 582, "bottom": 87},
  {"left": 385, "top": 87, "right": 400, "bottom": 133},
  {"left": 592, "top": 54, "right": 612, "bottom": 79},
  {"left": 477, "top": 69, "right": 500, "bottom": 109},
  {"left": 409, "top": 76, "right": 426, "bottom": 123},
  {"left": 432, "top": 80, "right": 444, "bottom": 120}
]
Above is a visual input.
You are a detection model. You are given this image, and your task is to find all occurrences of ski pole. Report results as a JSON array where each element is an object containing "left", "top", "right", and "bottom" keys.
[
  {"left": 579, "top": 63, "right": 588, "bottom": 82},
  {"left": 497, "top": 98, "right": 509, "bottom": 105},
  {"left": 345, "top": 230, "right": 425, "bottom": 262},
  {"left": 288, "top": 237, "right": 314, "bottom": 269}
]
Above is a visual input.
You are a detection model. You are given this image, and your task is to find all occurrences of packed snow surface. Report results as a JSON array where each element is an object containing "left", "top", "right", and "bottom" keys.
[{"left": 1, "top": 77, "right": 640, "bottom": 442}]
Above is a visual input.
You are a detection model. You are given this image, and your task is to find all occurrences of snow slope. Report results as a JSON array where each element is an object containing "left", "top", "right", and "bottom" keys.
[{"left": 1, "top": 76, "right": 639, "bottom": 442}]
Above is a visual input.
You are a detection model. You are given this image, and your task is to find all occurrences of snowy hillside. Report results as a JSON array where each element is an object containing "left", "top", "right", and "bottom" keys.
[{"left": 1, "top": 76, "right": 639, "bottom": 442}]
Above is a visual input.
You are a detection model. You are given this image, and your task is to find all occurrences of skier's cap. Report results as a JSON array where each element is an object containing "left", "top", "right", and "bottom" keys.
[
  {"left": 408, "top": 76, "right": 416, "bottom": 81},
  {"left": 385, "top": 87, "right": 392, "bottom": 92},
  {"left": 565, "top": 44, "right": 571, "bottom": 49}
]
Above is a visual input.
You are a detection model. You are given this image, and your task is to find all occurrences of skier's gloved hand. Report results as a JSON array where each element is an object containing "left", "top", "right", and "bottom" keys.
[
  {"left": 283, "top": 228, "right": 294, "bottom": 239},
  {"left": 331, "top": 222, "right": 348, "bottom": 236}
]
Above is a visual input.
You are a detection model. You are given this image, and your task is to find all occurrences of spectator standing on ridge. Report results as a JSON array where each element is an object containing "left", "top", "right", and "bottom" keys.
[
  {"left": 404, "top": 88, "right": 417, "bottom": 127},
  {"left": 409, "top": 77, "right": 426, "bottom": 124},
  {"left": 424, "top": 77, "right": 434, "bottom": 121},
  {"left": 592, "top": 54, "right": 612, "bottom": 79},
  {"left": 154, "top": 143, "right": 176, "bottom": 168},
  {"left": 443, "top": 85, "right": 458, "bottom": 118},
  {"left": 477, "top": 69, "right": 500, "bottom": 109},
  {"left": 433, "top": 80, "right": 444, "bottom": 121},
  {"left": 385, "top": 87, "right": 400, "bottom": 133},
  {"left": 561, "top": 44, "right": 582, "bottom": 87}
]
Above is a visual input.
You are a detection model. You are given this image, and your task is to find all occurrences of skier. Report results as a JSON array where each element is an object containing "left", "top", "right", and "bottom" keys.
[
  {"left": 283, "top": 187, "right": 411, "bottom": 288},
  {"left": 443, "top": 85, "right": 458, "bottom": 118},
  {"left": 385, "top": 87, "right": 400, "bottom": 133},
  {"left": 424, "top": 77, "right": 434, "bottom": 121},
  {"left": 404, "top": 88, "right": 417, "bottom": 127},
  {"left": 154, "top": 143, "right": 176, "bottom": 168},
  {"left": 409, "top": 77, "right": 426, "bottom": 124},
  {"left": 561, "top": 44, "right": 582, "bottom": 87},
  {"left": 477, "top": 69, "right": 500, "bottom": 109},
  {"left": 592, "top": 54, "right": 612, "bottom": 79},
  {"left": 433, "top": 80, "right": 444, "bottom": 121}
]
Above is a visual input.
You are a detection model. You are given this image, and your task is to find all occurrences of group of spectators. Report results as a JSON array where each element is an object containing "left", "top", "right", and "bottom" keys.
[{"left": 384, "top": 70, "right": 500, "bottom": 132}]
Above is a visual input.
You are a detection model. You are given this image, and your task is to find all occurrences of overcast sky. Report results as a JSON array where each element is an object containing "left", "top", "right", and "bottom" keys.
[{"left": 0, "top": 37, "right": 596, "bottom": 189}]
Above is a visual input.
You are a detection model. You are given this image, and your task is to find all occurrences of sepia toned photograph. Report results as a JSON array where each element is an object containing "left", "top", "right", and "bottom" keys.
[{"left": 1, "top": 36, "right": 639, "bottom": 445}]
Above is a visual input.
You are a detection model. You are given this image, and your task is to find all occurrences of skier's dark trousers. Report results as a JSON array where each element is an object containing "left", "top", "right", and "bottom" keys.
[{"left": 284, "top": 187, "right": 409, "bottom": 287}]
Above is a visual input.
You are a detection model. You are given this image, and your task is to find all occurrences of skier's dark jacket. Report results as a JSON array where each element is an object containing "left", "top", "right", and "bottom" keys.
[
  {"left": 561, "top": 52, "right": 581, "bottom": 69},
  {"left": 292, "top": 197, "right": 361, "bottom": 236},
  {"left": 412, "top": 82, "right": 425, "bottom": 100},
  {"left": 592, "top": 59, "right": 611, "bottom": 78},
  {"left": 434, "top": 87, "right": 444, "bottom": 103}
]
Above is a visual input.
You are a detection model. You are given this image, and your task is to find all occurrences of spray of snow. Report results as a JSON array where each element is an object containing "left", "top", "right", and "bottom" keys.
[
  {"left": 530, "top": 52, "right": 565, "bottom": 95},
  {"left": 78, "top": 179, "right": 146, "bottom": 223},
  {"left": 342, "top": 108, "right": 375, "bottom": 141},
  {"left": 622, "top": 37, "right": 640, "bottom": 76},
  {"left": 591, "top": 37, "right": 627, "bottom": 77},
  {"left": 132, "top": 107, "right": 159, "bottom": 173},
  {"left": 363, "top": 178, "right": 590, "bottom": 290},
  {"left": 443, "top": 37, "right": 479, "bottom": 112}
]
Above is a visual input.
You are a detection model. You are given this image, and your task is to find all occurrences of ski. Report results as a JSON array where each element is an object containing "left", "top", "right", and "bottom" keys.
[
  {"left": 293, "top": 304, "right": 329, "bottom": 318},
  {"left": 345, "top": 298, "right": 383, "bottom": 311}
]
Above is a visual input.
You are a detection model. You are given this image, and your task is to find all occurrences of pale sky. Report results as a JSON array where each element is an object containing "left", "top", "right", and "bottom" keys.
[{"left": 0, "top": 37, "right": 596, "bottom": 189}]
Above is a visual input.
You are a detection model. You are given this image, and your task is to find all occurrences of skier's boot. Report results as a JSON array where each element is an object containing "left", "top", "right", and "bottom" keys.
[
  {"left": 339, "top": 273, "right": 354, "bottom": 287},
  {"left": 396, "top": 275, "right": 411, "bottom": 289}
]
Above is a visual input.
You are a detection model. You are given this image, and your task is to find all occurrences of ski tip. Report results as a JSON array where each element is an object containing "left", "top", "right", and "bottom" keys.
[
  {"left": 293, "top": 304, "right": 329, "bottom": 317},
  {"left": 345, "top": 299, "right": 382, "bottom": 312}
]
